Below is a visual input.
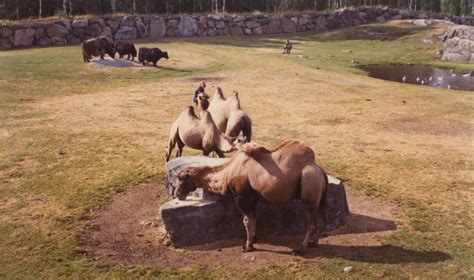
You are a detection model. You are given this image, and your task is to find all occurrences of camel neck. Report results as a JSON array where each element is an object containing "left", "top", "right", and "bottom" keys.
[{"left": 195, "top": 166, "right": 228, "bottom": 196}]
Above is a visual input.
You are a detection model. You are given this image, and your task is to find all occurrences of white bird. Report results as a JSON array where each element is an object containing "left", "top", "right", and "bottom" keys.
[
  {"left": 416, "top": 77, "right": 420, "bottom": 82},
  {"left": 463, "top": 73, "right": 470, "bottom": 78},
  {"left": 438, "top": 76, "right": 443, "bottom": 82},
  {"left": 402, "top": 75, "right": 407, "bottom": 83},
  {"left": 451, "top": 73, "right": 456, "bottom": 77},
  {"left": 450, "top": 69, "right": 454, "bottom": 73},
  {"left": 421, "top": 80, "right": 425, "bottom": 85},
  {"left": 447, "top": 85, "right": 451, "bottom": 89},
  {"left": 429, "top": 76, "right": 433, "bottom": 82}
]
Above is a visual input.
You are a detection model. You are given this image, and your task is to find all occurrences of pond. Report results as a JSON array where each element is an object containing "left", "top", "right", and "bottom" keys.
[{"left": 360, "top": 64, "right": 474, "bottom": 91}]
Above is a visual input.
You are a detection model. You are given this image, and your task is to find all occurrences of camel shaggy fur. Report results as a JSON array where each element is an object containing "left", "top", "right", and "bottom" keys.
[
  {"left": 165, "top": 106, "right": 241, "bottom": 162},
  {"left": 174, "top": 140, "right": 328, "bottom": 255},
  {"left": 207, "top": 87, "right": 252, "bottom": 142}
]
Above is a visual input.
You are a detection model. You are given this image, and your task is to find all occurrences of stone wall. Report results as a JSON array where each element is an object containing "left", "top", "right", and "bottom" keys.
[
  {"left": 1, "top": 7, "right": 473, "bottom": 50},
  {"left": 441, "top": 25, "right": 474, "bottom": 63}
]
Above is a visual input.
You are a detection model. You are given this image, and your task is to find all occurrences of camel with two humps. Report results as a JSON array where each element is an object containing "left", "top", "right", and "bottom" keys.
[
  {"left": 207, "top": 87, "right": 252, "bottom": 142},
  {"left": 165, "top": 106, "right": 241, "bottom": 162},
  {"left": 173, "top": 140, "right": 328, "bottom": 255}
]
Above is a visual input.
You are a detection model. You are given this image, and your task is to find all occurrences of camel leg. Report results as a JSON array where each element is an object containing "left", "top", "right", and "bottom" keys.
[
  {"left": 235, "top": 191, "right": 258, "bottom": 252},
  {"left": 215, "top": 150, "right": 225, "bottom": 158},
  {"left": 293, "top": 165, "right": 326, "bottom": 255},
  {"left": 165, "top": 133, "right": 178, "bottom": 162},
  {"left": 176, "top": 137, "right": 185, "bottom": 157},
  {"left": 293, "top": 204, "right": 318, "bottom": 256}
]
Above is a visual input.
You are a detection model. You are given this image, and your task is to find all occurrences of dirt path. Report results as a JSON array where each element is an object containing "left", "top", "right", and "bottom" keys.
[{"left": 84, "top": 180, "right": 400, "bottom": 271}]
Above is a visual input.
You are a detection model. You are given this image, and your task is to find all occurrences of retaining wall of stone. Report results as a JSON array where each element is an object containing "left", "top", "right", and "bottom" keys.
[{"left": 1, "top": 7, "right": 473, "bottom": 50}]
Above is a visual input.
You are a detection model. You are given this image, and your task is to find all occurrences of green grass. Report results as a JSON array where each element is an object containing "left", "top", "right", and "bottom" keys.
[{"left": 1, "top": 22, "right": 473, "bottom": 278}]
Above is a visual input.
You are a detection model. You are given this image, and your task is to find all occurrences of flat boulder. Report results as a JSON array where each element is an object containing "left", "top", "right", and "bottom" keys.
[{"left": 161, "top": 156, "right": 350, "bottom": 247}]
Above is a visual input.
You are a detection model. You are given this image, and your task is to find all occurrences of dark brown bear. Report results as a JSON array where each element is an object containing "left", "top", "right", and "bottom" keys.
[
  {"left": 113, "top": 41, "right": 137, "bottom": 61},
  {"left": 138, "top": 47, "right": 169, "bottom": 67},
  {"left": 81, "top": 36, "right": 115, "bottom": 62}
]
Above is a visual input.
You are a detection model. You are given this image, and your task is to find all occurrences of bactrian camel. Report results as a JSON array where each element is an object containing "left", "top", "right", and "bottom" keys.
[
  {"left": 207, "top": 87, "right": 252, "bottom": 142},
  {"left": 165, "top": 106, "right": 241, "bottom": 162},
  {"left": 173, "top": 140, "right": 328, "bottom": 255}
]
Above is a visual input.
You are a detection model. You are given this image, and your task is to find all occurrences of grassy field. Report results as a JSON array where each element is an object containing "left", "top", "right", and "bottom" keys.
[{"left": 0, "top": 21, "right": 473, "bottom": 278}]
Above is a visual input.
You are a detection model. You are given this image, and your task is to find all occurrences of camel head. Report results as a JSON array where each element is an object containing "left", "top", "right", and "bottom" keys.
[
  {"left": 197, "top": 93, "right": 209, "bottom": 110},
  {"left": 226, "top": 136, "right": 248, "bottom": 152},
  {"left": 175, "top": 167, "right": 200, "bottom": 200}
]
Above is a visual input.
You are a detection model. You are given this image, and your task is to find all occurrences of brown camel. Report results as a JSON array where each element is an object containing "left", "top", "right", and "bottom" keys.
[
  {"left": 173, "top": 140, "right": 328, "bottom": 255},
  {"left": 207, "top": 87, "right": 252, "bottom": 142},
  {"left": 165, "top": 106, "right": 241, "bottom": 162},
  {"left": 196, "top": 92, "right": 210, "bottom": 118}
]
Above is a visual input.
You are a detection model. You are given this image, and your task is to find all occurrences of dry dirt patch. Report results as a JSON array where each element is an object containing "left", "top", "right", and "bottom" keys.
[{"left": 84, "top": 180, "right": 400, "bottom": 270}]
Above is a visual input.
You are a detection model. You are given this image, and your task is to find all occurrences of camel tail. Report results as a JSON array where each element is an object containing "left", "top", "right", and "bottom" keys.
[
  {"left": 319, "top": 171, "right": 329, "bottom": 227},
  {"left": 242, "top": 115, "right": 252, "bottom": 142},
  {"left": 165, "top": 123, "right": 179, "bottom": 162}
]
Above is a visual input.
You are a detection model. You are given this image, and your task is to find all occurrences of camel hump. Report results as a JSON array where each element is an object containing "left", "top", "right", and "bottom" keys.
[
  {"left": 215, "top": 87, "right": 225, "bottom": 100},
  {"left": 201, "top": 110, "right": 214, "bottom": 123},
  {"left": 232, "top": 91, "right": 239, "bottom": 99},
  {"left": 240, "top": 143, "right": 271, "bottom": 157},
  {"left": 228, "top": 93, "right": 242, "bottom": 109},
  {"left": 185, "top": 106, "right": 198, "bottom": 118}
]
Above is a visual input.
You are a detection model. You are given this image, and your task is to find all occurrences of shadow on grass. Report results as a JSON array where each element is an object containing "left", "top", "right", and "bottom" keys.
[
  {"left": 258, "top": 244, "right": 452, "bottom": 264},
  {"left": 188, "top": 211, "right": 450, "bottom": 263}
]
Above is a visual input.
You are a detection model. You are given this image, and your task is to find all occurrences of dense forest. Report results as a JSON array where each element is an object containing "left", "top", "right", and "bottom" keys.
[{"left": 0, "top": 0, "right": 472, "bottom": 20}]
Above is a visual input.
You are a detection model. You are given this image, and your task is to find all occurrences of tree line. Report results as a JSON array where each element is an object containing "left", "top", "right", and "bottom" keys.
[{"left": 0, "top": 0, "right": 472, "bottom": 20}]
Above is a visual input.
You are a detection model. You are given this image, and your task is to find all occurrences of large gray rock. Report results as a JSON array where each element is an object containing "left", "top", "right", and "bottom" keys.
[
  {"left": 161, "top": 156, "right": 350, "bottom": 248},
  {"left": 47, "top": 24, "right": 69, "bottom": 37},
  {"left": 61, "top": 19, "right": 72, "bottom": 31},
  {"left": 441, "top": 25, "right": 474, "bottom": 63},
  {"left": 72, "top": 19, "right": 88, "bottom": 28},
  {"left": 14, "top": 28, "right": 36, "bottom": 47},
  {"left": 36, "top": 37, "right": 51, "bottom": 46},
  {"left": 399, "top": 9, "right": 412, "bottom": 19},
  {"left": 100, "top": 26, "right": 112, "bottom": 39},
  {"left": 51, "top": 36, "right": 66, "bottom": 45},
  {"left": 106, "top": 19, "right": 120, "bottom": 32},
  {"left": 229, "top": 26, "right": 244, "bottom": 36},
  {"left": 281, "top": 17, "right": 297, "bottom": 33},
  {"left": 114, "top": 26, "right": 137, "bottom": 40},
  {"left": 412, "top": 19, "right": 432, "bottom": 26},
  {"left": 0, "top": 38, "right": 12, "bottom": 49},
  {"left": 85, "top": 23, "right": 102, "bottom": 36},
  {"left": 136, "top": 18, "right": 148, "bottom": 38},
  {"left": 150, "top": 17, "right": 166, "bottom": 38},
  {"left": 121, "top": 16, "right": 136, "bottom": 27},
  {"left": 1, "top": 27, "right": 13, "bottom": 38},
  {"left": 178, "top": 16, "right": 198, "bottom": 37},
  {"left": 315, "top": 16, "right": 327, "bottom": 30}
]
